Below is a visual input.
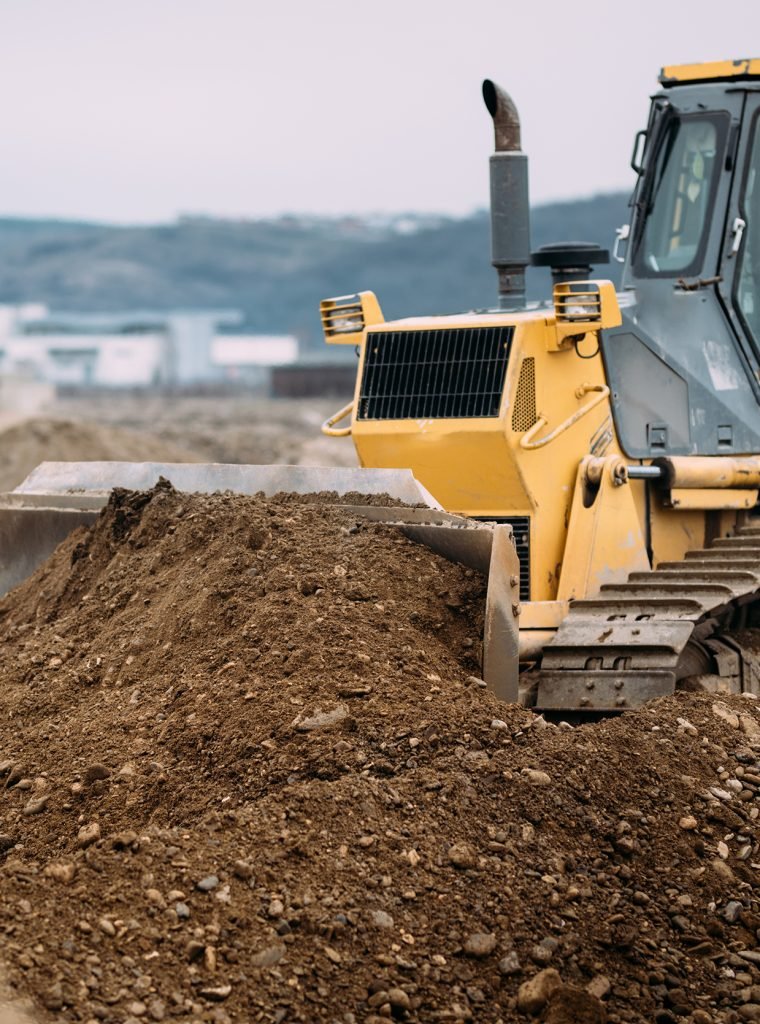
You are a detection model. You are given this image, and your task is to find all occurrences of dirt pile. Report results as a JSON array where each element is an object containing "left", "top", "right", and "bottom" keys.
[
  {"left": 0, "top": 485, "right": 759, "bottom": 1023},
  {"left": 0, "top": 418, "right": 198, "bottom": 491},
  {"left": 49, "top": 394, "right": 358, "bottom": 470}
]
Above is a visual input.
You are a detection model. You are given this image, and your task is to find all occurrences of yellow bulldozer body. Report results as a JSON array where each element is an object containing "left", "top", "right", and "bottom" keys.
[{"left": 321, "top": 287, "right": 751, "bottom": 655}]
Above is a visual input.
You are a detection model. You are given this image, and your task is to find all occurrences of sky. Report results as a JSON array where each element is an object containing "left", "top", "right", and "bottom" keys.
[{"left": 1, "top": 0, "right": 759, "bottom": 223}]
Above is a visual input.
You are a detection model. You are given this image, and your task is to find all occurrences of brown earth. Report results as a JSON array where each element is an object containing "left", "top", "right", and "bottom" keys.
[
  {"left": 0, "top": 484, "right": 758, "bottom": 1023},
  {"left": 0, "top": 395, "right": 358, "bottom": 493},
  {"left": 47, "top": 394, "right": 359, "bottom": 471},
  {"left": 0, "top": 419, "right": 198, "bottom": 492}
]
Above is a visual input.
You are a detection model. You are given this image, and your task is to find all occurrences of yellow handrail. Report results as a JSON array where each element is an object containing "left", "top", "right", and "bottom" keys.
[
  {"left": 321, "top": 401, "right": 354, "bottom": 437},
  {"left": 520, "top": 385, "right": 610, "bottom": 451}
]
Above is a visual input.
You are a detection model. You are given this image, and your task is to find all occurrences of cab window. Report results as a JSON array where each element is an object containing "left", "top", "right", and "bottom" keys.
[
  {"left": 635, "top": 114, "right": 726, "bottom": 276},
  {"left": 736, "top": 113, "right": 760, "bottom": 349}
]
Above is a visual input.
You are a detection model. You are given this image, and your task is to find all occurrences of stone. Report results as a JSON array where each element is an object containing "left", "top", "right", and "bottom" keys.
[
  {"left": 76, "top": 822, "right": 101, "bottom": 849},
  {"left": 463, "top": 932, "right": 497, "bottom": 957},
  {"left": 199, "top": 984, "right": 232, "bottom": 1002},
  {"left": 387, "top": 988, "right": 411, "bottom": 1011},
  {"left": 44, "top": 861, "right": 76, "bottom": 884},
  {"left": 739, "top": 1005, "right": 760, "bottom": 1022},
  {"left": 145, "top": 888, "right": 166, "bottom": 909},
  {"left": 711, "top": 858, "right": 735, "bottom": 883},
  {"left": 491, "top": 719, "right": 509, "bottom": 731},
  {"left": 250, "top": 944, "right": 285, "bottom": 967},
  {"left": 98, "top": 918, "right": 116, "bottom": 936},
  {"left": 447, "top": 842, "right": 477, "bottom": 869},
  {"left": 586, "top": 975, "right": 611, "bottom": 1000},
  {"left": 291, "top": 704, "right": 348, "bottom": 732},
  {"left": 517, "top": 968, "right": 563, "bottom": 1015},
  {"left": 196, "top": 875, "right": 219, "bottom": 892},
  {"left": 740, "top": 715, "right": 760, "bottom": 740},
  {"left": 367, "top": 991, "right": 390, "bottom": 1009},
  {"left": 678, "top": 815, "right": 698, "bottom": 831},
  {"left": 268, "top": 898, "right": 284, "bottom": 918},
  {"left": 712, "top": 702, "right": 740, "bottom": 729},
  {"left": 531, "top": 938, "right": 558, "bottom": 965},
  {"left": 691, "top": 1012, "right": 713, "bottom": 1024},
  {"left": 111, "top": 830, "right": 139, "bottom": 850},
  {"left": 22, "top": 794, "right": 48, "bottom": 816},
  {"left": 147, "top": 997, "right": 166, "bottom": 1021},
  {"left": 370, "top": 910, "right": 394, "bottom": 929},
  {"left": 521, "top": 769, "right": 552, "bottom": 787},
  {"left": 175, "top": 902, "right": 190, "bottom": 919},
  {"left": 233, "top": 860, "right": 254, "bottom": 880},
  {"left": 498, "top": 950, "right": 521, "bottom": 975},
  {"left": 724, "top": 901, "right": 743, "bottom": 923}
]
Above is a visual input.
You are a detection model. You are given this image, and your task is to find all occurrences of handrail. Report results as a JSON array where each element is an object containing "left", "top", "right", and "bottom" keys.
[
  {"left": 520, "top": 385, "right": 610, "bottom": 451},
  {"left": 321, "top": 401, "right": 354, "bottom": 438}
]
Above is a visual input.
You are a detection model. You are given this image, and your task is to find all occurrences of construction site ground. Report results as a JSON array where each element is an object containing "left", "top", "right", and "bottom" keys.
[
  {"left": 0, "top": 394, "right": 357, "bottom": 493},
  {"left": 0, "top": 396, "right": 759, "bottom": 1023}
]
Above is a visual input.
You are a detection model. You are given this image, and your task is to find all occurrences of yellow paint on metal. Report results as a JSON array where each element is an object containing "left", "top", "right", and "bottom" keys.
[
  {"left": 348, "top": 297, "right": 620, "bottom": 604},
  {"left": 658, "top": 455, "right": 760, "bottom": 488},
  {"left": 649, "top": 504, "right": 706, "bottom": 567},
  {"left": 667, "top": 488, "right": 758, "bottom": 510},
  {"left": 659, "top": 58, "right": 760, "bottom": 86},
  {"left": 519, "top": 602, "right": 569, "bottom": 629},
  {"left": 556, "top": 455, "right": 649, "bottom": 603}
]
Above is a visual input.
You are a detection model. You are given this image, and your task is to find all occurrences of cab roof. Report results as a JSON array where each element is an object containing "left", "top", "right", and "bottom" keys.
[{"left": 659, "top": 58, "right": 760, "bottom": 88}]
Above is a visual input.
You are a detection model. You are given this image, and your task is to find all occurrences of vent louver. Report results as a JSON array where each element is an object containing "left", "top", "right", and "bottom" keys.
[
  {"left": 511, "top": 357, "right": 537, "bottom": 431},
  {"left": 478, "top": 515, "right": 531, "bottom": 601},
  {"left": 358, "top": 326, "right": 513, "bottom": 421}
]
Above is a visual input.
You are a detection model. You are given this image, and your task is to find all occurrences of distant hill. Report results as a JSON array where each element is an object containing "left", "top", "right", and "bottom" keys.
[{"left": 0, "top": 193, "right": 630, "bottom": 348}]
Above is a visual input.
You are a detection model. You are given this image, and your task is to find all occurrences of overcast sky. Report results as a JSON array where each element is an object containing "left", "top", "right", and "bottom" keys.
[{"left": 1, "top": 0, "right": 759, "bottom": 222}]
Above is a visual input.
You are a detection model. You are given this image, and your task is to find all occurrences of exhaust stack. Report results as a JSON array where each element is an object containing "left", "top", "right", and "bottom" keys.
[{"left": 482, "top": 80, "right": 531, "bottom": 310}]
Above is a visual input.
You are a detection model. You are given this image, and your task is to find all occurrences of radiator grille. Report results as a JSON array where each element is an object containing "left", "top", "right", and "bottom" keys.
[
  {"left": 478, "top": 516, "right": 531, "bottom": 602},
  {"left": 511, "top": 357, "right": 537, "bottom": 431},
  {"left": 358, "top": 326, "right": 513, "bottom": 420}
]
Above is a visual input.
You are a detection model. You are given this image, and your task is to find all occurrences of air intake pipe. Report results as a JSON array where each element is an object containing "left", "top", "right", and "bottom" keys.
[{"left": 482, "top": 79, "right": 531, "bottom": 310}]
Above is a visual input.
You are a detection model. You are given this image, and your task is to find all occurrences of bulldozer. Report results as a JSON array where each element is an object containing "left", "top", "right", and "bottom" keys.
[
  {"left": 317, "top": 58, "right": 760, "bottom": 710},
  {"left": 4, "top": 58, "right": 760, "bottom": 713}
]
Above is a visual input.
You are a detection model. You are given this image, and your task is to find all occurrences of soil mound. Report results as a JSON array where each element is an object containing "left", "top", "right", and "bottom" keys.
[
  {"left": 0, "top": 418, "right": 198, "bottom": 491},
  {"left": 0, "top": 484, "right": 758, "bottom": 1024}
]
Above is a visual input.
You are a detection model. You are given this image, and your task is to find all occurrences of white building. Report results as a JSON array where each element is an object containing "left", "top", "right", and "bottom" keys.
[{"left": 0, "top": 305, "right": 299, "bottom": 388}]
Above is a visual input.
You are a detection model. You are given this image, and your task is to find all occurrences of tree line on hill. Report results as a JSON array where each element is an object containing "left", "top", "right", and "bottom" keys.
[{"left": 0, "top": 192, "right": 630, "bottom": 348}]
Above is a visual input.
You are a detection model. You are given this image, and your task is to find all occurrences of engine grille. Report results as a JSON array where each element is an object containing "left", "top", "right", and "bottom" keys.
[
  {"left": 479, "top": 516, "right": 531, "bottom": 602},
  {"left": 358, "top": 326, "right": 513, "bottom": 420}
]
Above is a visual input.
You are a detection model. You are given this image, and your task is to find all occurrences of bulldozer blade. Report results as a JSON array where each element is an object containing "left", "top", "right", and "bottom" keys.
[
  {"left": 0, "top": 497, "right": 100, "bottom": 597},
  {"left": 14, "top": 461, "right": 442, "bottom": 506},
  {"left": 339, "top": 508, "right": 520, "bottom": 702},
  {"left": 0, "top": 461, "right": 441, "bottom": 598},
  {"left": 0, "top": 461, "right": 521, "bottom": 704}
]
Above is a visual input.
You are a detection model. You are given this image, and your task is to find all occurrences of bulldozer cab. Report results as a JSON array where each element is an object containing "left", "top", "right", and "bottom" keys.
[{"left": 608, "top": 60, "right": 760, "bottom": 459}]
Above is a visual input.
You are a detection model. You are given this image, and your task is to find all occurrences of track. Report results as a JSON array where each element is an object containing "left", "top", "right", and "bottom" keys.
[{"left": 536, "top": 524, "right": 760, "bottom": 711}]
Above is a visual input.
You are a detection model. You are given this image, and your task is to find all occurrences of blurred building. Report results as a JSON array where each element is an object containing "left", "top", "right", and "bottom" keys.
[{"left": 0, "top": 305, "right": 299, "bottom": 388}]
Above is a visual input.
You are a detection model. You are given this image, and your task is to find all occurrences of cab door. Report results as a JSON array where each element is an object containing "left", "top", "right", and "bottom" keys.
[{"left": 720, "top": 90, "right": 760, "bottom": 372}]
